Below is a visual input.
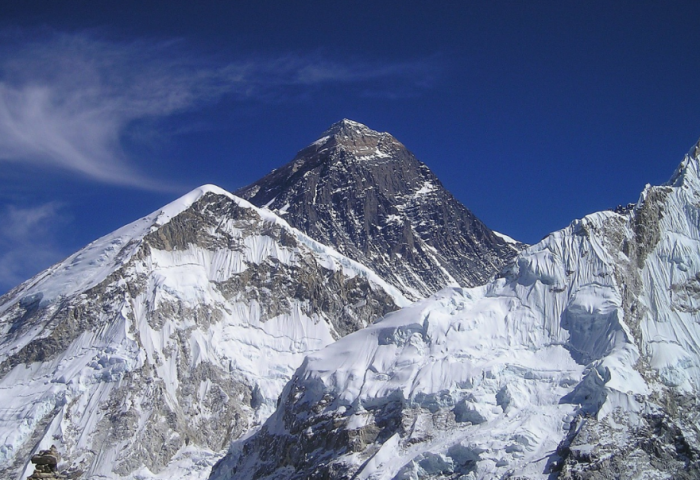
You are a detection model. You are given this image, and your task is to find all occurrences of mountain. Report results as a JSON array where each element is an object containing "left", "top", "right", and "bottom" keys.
[
  {"left": 212, "top": 141, "right": 700, "bottom": 479},
  {"left": 0, "top": 186, "right": 408, "bottom": 480},
  {"left": 236, "top": 119, "right": 522, "bottom": 300}
]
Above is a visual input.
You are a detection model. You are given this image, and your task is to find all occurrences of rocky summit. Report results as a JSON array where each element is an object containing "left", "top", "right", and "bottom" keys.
[{"left": 237, "top": 119, "right": 523, "bottom": 300}]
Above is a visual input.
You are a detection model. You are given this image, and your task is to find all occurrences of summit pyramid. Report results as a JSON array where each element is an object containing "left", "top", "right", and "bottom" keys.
[{"left": 237, "top": 119, "right": 523, "bottom": 300}]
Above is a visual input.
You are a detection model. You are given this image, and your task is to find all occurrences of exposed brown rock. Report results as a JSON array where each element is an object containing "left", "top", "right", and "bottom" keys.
[{"left": 27, "top": 445, "right": 65, "bottom": 480}]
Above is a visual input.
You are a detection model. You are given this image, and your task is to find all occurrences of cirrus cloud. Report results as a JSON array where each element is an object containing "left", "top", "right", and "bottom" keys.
[
  {"left": 0, "top": 202, "right": 68, "bottom": 294},
  {"left": 0, "top": 30, "right": 439, "bottom": 191}
]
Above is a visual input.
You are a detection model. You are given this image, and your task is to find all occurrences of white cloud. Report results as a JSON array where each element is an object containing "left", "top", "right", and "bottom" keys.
[
  {"left": 0, "top": 31, "right": 437, "bottom": 190},
  {"left": 0, "top": 202, "right": 67, "bottom": 294}
]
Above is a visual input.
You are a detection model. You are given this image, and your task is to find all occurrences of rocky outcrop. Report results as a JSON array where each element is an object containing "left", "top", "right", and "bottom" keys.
[
  {"left": 556, "top": 393, "right": 700, "bottom": 479},
  {"left": 27, "top": 446, "right": 63, "bottom": 479},
  {"left": 237, "top": 119, "right": 523, "bottom": 300}
]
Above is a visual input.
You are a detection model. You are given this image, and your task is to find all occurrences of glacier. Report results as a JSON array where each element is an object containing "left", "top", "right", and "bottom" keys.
[{"left": 214, "top": 142, "right": 700, "bottom": 479}]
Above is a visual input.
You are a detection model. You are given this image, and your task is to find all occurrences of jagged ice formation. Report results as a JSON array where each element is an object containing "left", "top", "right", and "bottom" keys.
[{"left": 213, "top": 140, "right": 700, "bottom": 479}]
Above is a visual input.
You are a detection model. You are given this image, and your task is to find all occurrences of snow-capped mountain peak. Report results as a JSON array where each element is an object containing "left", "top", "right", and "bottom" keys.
[
  {"left": 308, "top": 119, "right": 399, "bottom": 162},
  {"left": 0, "top": 184, "right": 407, "bottom": 480},
  {"left": 322, "top": 118, "right": 382, "bottom": 138},
  {"left": 0, "top": 185, "right": 235, "bottom": 315},
  {"left": 665, "top": 136, "right": 700, "bottom": 188}
]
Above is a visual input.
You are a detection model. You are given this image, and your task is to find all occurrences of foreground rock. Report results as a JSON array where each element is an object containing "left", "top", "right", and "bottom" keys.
[{"left": 27, "top": 445, "right": 63, "bottom": 479}]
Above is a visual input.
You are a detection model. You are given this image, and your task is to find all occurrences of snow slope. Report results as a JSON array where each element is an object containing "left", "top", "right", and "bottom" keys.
[
  {"left": 216, "top": 141, "right": 700, "bottom": 479},
  {"left": 0, "top": 185, "right": 408, "bottom": 480}
]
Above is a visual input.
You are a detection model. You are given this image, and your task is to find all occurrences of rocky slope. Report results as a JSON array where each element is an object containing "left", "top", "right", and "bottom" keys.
[
  {"left": 212, "top": 141, "right": 700, "bottom": 479},
  {"left": 237, "top": 119, "right": 522, "bottom": 300},
  {"left": 0, "top": 186, "right": 408, "bottom": 480}
]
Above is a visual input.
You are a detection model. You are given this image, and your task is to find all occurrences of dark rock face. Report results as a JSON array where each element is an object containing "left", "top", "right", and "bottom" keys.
[
  {"left": 216, "top": 376, "right": 414, "bottom": 480},
  {"left": 555, "top": 393, "right": 700, "bottom": 479},
  {"left": 237, "top": 119, "right": 522, "bottom": 299}
]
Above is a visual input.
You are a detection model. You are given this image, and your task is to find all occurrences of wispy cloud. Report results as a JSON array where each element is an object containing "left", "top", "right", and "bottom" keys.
[
  {"left": 0, "top": 202, "right": 68, "bottom": 294},
  {"left": 0, "top": 30, "right": 437, "bottom": 190}
]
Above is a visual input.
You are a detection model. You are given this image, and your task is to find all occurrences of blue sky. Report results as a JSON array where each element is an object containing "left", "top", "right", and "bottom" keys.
[{"left": 1, "top": 1, "right": 699, "bottom": 293}]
